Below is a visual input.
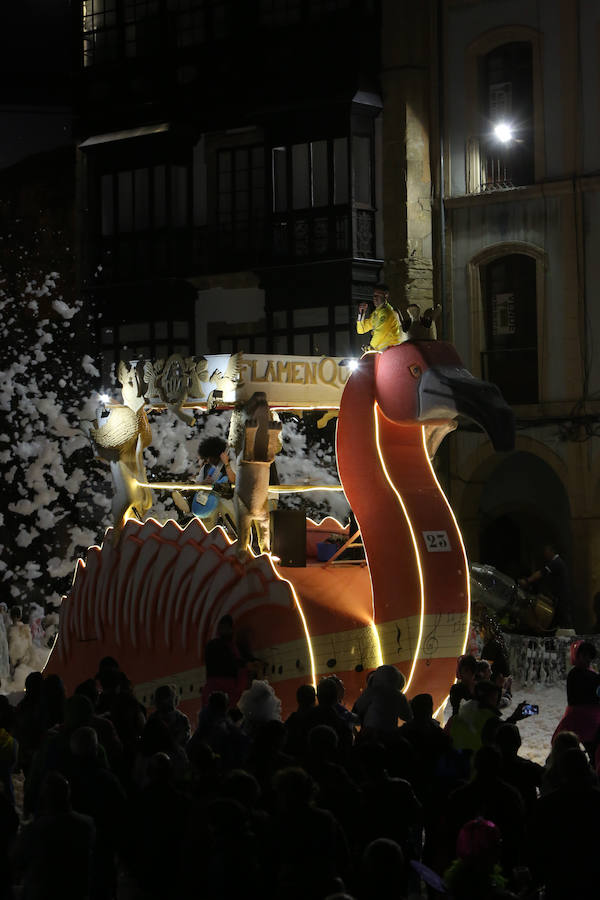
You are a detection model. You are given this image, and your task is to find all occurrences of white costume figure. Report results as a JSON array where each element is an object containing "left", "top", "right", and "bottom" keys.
[
  {"left": 8, "top": 609, "right": 33, "bottom": 672},
  {"left": 237, "top": 680, "right": 282, "bottom": 736},
  {"left": 0, "top": 604, "right": 11, "bottom": 635},
  {"left": 28, "top": 602, "right": 45, "bottom": 647},
  {"left": 0, "top": 616, "right": 10, "bottom": 684}
]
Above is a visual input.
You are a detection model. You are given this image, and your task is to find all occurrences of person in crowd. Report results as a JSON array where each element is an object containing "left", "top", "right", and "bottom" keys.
[
  {"left": 191, "top": 690, "right": 248, "bottom": 770},
  {"left": 305, "top": 678, "right": 354, "bottom": 757},
  {"left": 494, "top": 722, "right": 543, "bottom": 813},
  {"left": 448, "top": 680, "right": 528, "bottom": 757},
  {"left": 245, "top": 719, "right": 293, "bottom": 802},
  {"left": 491, "top": 664, "right": 512, "bottom": 709},
  {"left": 13, "top": 772, "right": 95, "bottom": 900},
  {"left": 520, "top": 543, "right": 573, "bottom": 630},
  {"left": 73, "top": 680, "right": 123, "bottom": 773},
  {"left": 358, "top": 838, "right": 408, "bottom": 900},
  {"left": 203, "top": 614, "right": 249, "bottom": 708},
  {"left": 356, "top": 740, "right": 421, "bottom": 862},
  {"left": 352, "top": 665, "right": 412, "bottom": 738},
  {"left": 125, "top": 753, "right": 190, "bottom": 899},
  {"left": 552, "top": 639, "right": 600, "bottom": 758},
  {"left": 530, "top": 747, "right": 600, "bottom": 898},
  {"left": 0, "top": 699, "right": 17, "bottom": 806},
  {"left": 480, "top": 617, "right": 510, "bottom": 671},
  {"left": 0, "top": 781, "right": 18, "bottom": 900},
  {"left": 444, "top": 817, "right": 517, "bottom": 900},
  {"left": 444, "top": 746, "right": 525, "bottom": 874},
  {"left": 237, "top": 679, "right": 282, "bottom": 739},
  {"left": 147, "top": 684, "right": 191, "bottom": 748},
  {"left": 14, "top": 672, "right": 44, "bottom": 779},
  {"left": 24, "top": 693, "right": 101, "bottom": 817},
  {"left": 398, "top": 693, "right": 453, "bottom": 802},
  {"left": 132, "top": 715, "right": 189, "bottom": 792},
  {"left": 475, "top": 659, "right": 492, "bottom": 682},
  {"left": 271, "top": 766, "right": 351, "bottom": 900},
  {"left": 356, "top": 283, "right": 401, "bottom": 352},
  {"left": 449, "top": 655, "right": 477, "bottom": 717},
  {"left": 67, "top": 727, "right": 127, "bottom": 900},
  {"left": 304, "top": 725, "right": 361, "bottom": 851},
  {"left": 540, "top": 730, "right": 582, "bottom": 796},
  {"left": 327, "top": 675, "right": 360, "bottom": 732},
  {"left": 284, "top": 683, "right": 317, "bottom": 758},
  {"left": 39, "top": 673, "right": 66, "bottom": 732}
]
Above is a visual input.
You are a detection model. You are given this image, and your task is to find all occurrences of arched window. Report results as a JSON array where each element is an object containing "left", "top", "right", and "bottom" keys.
[
  {"left": 479, "top": 42, "right": 534, "bottom": 190},
  {"left": 480, "top": 253, "right": 537, "bottom": 402},
  {"left": 465, "top": 28, "right": 544, "bottom": 194}
]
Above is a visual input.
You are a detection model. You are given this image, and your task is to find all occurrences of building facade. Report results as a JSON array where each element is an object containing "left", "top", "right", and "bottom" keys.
[
  {"left": 435, "top": 0, "right": 600, "bottom": 626},
  {"left": 74, "top": 0, "right": 600, "bottom": 625}
]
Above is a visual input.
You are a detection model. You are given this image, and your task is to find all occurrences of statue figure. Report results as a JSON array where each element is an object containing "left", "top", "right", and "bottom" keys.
[
  {"left": 89, "top": 361, "right": 152, "bottom": 538},
  {"left": 229, "top": 392, "right": 282, "bottom": 554}
]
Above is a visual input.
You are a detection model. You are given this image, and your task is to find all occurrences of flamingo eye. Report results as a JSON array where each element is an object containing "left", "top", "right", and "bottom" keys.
[{"left": 409, "top": 364, "right": 422, "bottom": 378}]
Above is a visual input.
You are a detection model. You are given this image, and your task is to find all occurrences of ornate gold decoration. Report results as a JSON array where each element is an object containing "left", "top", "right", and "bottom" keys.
[
  {"left": 89, "top": 361, "right": 153, "bottom": 539},
  {"left": 144, "top": 352, "right": 244, "bottom": 422}
]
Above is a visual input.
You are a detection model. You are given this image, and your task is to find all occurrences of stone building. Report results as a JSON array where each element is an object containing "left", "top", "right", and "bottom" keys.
[
  {"left": 397, "top": 0, "right": 600, "bottom": 627},
  {"left": 71, "top": 0, "right": 600, "bottom": 625}
]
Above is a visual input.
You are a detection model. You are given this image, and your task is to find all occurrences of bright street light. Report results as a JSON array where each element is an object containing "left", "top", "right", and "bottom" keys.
[{"left": 493, "top": 122, "right": 513, "bottom": 143}]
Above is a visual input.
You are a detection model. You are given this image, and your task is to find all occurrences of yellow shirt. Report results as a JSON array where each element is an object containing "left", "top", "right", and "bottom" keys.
[{"left": 356, "top": 301, "right": 402, "bottom": 351}]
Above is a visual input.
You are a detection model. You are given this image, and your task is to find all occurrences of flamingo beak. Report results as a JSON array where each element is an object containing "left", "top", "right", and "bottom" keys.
[{"left": 417, "top": 365, "right": 515, "bottom": 451}]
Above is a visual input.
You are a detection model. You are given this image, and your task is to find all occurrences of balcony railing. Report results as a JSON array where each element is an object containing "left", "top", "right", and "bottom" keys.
[{"left": 93, "top": 207, "right": 373, "bottom": 281}]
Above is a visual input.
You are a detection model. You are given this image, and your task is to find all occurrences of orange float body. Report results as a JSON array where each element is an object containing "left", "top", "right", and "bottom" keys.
[{"left": 45, "top": 341, "right": 514, "bottom": 720}]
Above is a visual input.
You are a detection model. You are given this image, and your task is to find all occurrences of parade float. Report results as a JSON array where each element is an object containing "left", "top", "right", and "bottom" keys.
[{"left": 44, "top": 326, "right": 515, "bottom": 718}]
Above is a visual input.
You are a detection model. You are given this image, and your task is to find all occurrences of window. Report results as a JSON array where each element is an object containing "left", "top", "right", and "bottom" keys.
[
  {"left": 272, "top": 139, "right": 349, "bottom": 212},
  {"left": 217, "top": 146, "right": 265, "bottom": 252},
  {"left": 480, "top": 254, "right": 537, "bottom": 402},
  {"left": 268, "top": 305, "right": 356, "bottom": 356},
  {"left": 271, "top": 138, "right": 351, "bottom": 259},
  {"left": 465, "top": 27, "right": 545, "bottom": 194},
  {"left": 124, "top": 0, "right": 160, "bottom": 57},
  {"left": 82, "top": 0, "right": 118, "bottom": 67},
  {"left": 477, "top": 42, "right": 535, "bottom": 190},
  {"left": 167, "top": 0, "right": 231, "bottom": 47},
  {"left": 100, "top": 319, "right": 192, "bottom": 385},
  {"left": 99, "top": 163, "right": 190, "bottom": 236}
]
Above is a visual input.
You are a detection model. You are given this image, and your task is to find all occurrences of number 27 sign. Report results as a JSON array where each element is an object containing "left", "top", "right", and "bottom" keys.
[{"left": 422, "top": 531, "right": 451, "bottom": 552}]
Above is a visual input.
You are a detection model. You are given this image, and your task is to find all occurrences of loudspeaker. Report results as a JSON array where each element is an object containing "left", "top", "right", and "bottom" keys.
[{"left": 270, "top": 509, "right": 306, "bottom": 567}]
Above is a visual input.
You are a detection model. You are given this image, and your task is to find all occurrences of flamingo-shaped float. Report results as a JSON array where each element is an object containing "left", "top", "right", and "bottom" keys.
[{"left": 45, "top": 340, "right": 513, "bottom": 717}]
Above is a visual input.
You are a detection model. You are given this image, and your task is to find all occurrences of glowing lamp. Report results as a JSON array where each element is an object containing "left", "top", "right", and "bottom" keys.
[
  {"left": 493, "top": 122, "right": 513, "bottom": 143},
  {"left": 100, "top": 393, "right": 110, "bottom": 404},
  {"left": 348, "top": 359, "right": 359, "bottom": 372}
]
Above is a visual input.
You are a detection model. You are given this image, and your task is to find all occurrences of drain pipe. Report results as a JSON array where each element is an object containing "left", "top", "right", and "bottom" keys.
[{"left": 437, "top": 0, "right": 447, "bottom": 338}]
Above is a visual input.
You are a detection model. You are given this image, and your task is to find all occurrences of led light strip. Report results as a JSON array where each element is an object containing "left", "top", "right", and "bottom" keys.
[
  {"left": 373, "top": 403, "right": 425, "bottom": 693},
  {"left": 420, "top": 426, "right": 471, "bottom": 657},
  {"left": 135, "top": 481, "right": 344, "bottom": 493},
  {"left": 270, "top": 562, "right": 317, "bottom": 689}
]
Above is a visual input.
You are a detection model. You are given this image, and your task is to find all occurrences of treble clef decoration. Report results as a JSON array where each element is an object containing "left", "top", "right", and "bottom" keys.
[{"left": 422, "top": 613, "right": 442, "bottom": 666}]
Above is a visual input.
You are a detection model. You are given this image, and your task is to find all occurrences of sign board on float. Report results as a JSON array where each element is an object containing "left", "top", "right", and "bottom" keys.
[{"left": 130, "top": 352, "right": 354, "bottom": 411}]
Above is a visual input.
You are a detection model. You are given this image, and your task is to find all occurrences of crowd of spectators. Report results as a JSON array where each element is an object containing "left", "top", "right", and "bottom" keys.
[{"left": 0, "top": 646, "right": 598, "bottom": 900}]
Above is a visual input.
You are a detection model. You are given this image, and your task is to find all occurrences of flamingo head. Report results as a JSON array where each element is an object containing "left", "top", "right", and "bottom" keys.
[{"left": 371, "top": 341, "right": 515, "bottom": 452}]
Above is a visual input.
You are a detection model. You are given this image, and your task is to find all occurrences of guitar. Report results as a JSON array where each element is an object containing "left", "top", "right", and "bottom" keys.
[{"left": 191, "top": 465, "right": 233, "bottom": 520}]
